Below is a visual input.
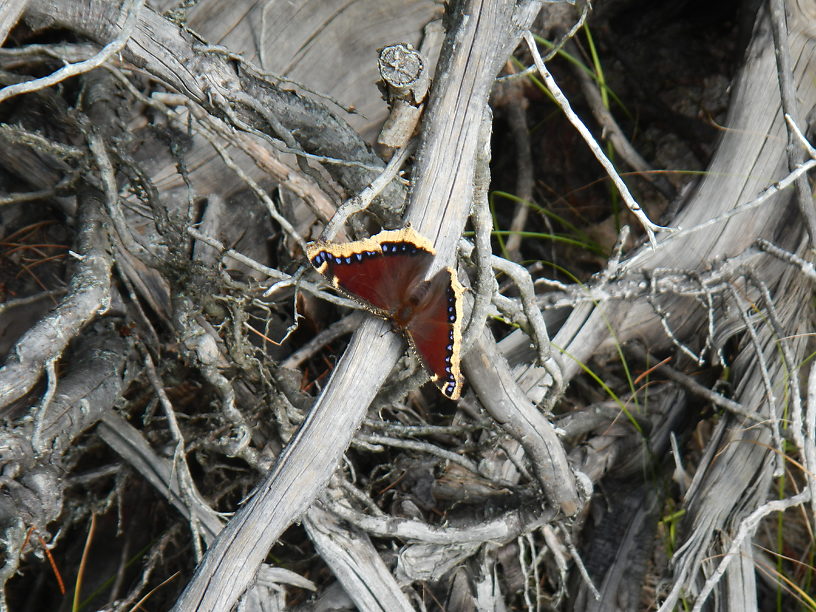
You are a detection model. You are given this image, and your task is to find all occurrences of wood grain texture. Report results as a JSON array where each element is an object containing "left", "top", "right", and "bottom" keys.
[
  {"left": 172, "top": 2, "right": 542, "bottom": 610},
  {"left": 187, "top": 0, "right": 441, "bottom": 140},
  {"left": 537, "top": 3, "right": 816, "bottom": 608},
  {"left": 0, "top": 0, "right": 27, "bottom": 46},
  {"left": 304, "top": 505, "right": 415, "bottom": 611},
  {"left": 23, "top": 0, "right": 405, "bottom": 211},
  {"left": 549, "top": 1, "right": 816, "bottom": 379},
  {"left": 145, "top": 0, "right": 441, "bottom": 227}
]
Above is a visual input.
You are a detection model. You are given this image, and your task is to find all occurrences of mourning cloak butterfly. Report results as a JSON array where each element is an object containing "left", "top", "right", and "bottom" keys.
[{"left": 306, "top": 228, "right": 464, "bottom": 399}]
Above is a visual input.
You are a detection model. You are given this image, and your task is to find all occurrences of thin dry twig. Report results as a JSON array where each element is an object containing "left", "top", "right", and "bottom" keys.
[
  {"left": 139, "top": 345, "right": 209, "bottom": 562},
  {"left": 195, "top": 125, "right": 306, "bottom": 252},
  {"left": 646, "top": 272, "right": 706, "bottom": 365},
  {"left": 462, "top": 107, "right": 497, "bottom": 354},
  {"left": 623, "top": 155, "right": 816, "bottom": 268},
  {"left": 805, "top": 362, "right": 816, "bottom": 531},
  {"left": 490, "top": 254, "right": 553, "bottom": 365},
  {"left": 30, "top": 357, "right": 58, "bottom": 454},
  {"left": 560, "top": 524, "right": 600, "bottom": 601},
  {"left": 227, "top": 89, "right": 338, "bottom": 198},
  {"left": 0, "top": 0, "right": 144, "bottom": 105},
  {"left": 459, "top": 238, "right": 555, "bottom": 373},
  {"left": 627, "top": 344, "right": 769, "bottom": 427},
  {"left": 281, "top": 312, "right": 362, "bottom": 370},
  {"left": 498, "top": 2, "right": 591, "bottom": 83},
  {"left": 144, "top": 90, "right": 337, "bottom": 223},
  {"left": 538, "top": 525, "right": 568, "bottom": 606},
  {"left": 323, "top": 489, "right": 557, "bottom": 545},
  {"left": 754, "top": 277, "right": 807, "bottom": 449},
  {"left": 568, "top": 40, "right": 676, "bottom": 201},
  {"left": 0, "top": 123, "right": 84, "bottom": 160},
  {"left": 757, "top": 237, "right": 816, "bottom": 280},
  {"left": 523, "top": 31, "right": 667, "bottom": 248},
  {"left": 0, "top": 289, "right": 65, "bottom": 315},
  {"left": 727, "top": 284, "right": 784, "bottom": 477},
  {"left": 187, "top": 227, "right": 356, "bottom": 310},
  {"left": 685, "top": 489, "right": 811, "bottom": 612},
  {"left": 86, "top": 130, "right": 159, "bottom": 267},
  {"left": 353, "top": 433, "right": 481, "bottom": 473},
  {"left": 321, "top": 142, "right": 414, "bottom": 240},
  {"left": 768, "top": 0, "right": 816, "bottom": 243}
]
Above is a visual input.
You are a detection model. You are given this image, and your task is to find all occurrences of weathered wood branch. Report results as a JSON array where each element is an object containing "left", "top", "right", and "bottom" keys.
[
  {"left": 173, "top": 2, "right": 551, "bottom": 610},
  {"left": 2, "top": 0, "right": 813, "bottom": 609}
]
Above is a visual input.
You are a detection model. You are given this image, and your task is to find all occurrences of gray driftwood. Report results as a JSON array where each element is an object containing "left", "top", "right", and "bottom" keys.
[{"left": 1, "top": 0, "right": 814, "bottom": 611}]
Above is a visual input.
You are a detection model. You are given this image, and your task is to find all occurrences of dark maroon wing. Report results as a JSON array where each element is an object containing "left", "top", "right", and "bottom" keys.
[
  {"left": 306, "top": 232, "right": 433, "bottom": 316},
  {"left": 404, "top": 267, "right": 464, "bottom": 399}
]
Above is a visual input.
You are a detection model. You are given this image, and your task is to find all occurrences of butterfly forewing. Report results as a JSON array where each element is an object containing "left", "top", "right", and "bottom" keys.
[{"left": 306, "top": 229, "right": 434, "bottom": 317}]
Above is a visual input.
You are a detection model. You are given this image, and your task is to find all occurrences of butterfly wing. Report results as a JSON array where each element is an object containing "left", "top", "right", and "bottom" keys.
[
  {"left": 306, "top": 228, "right": 434, "bottom": 317},
  {"left": 308, "top": 228, "right": 464, "bottom": 399},
  {"left": 404, "top": 267, "right": 464, "bottom": 399}
]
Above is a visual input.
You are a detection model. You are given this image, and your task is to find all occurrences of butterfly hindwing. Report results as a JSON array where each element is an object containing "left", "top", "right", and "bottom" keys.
[{"left": 404, "top": 267, "right": 464, "bottom": 400}]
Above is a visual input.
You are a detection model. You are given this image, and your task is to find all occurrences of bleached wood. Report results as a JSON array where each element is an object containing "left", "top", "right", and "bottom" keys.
[
  {"left": 535, "top": 3, "right": 816, "bottom": 608},
  {"left": 22, "top": 0, "right": 404, "bottom": 214},
  {"left": 186, "top": 0, "right": 440, "bottom": 140},
  {"left": 0, "top": 191, "right": 113, "bottom": 407},
  {"left": 465, "top": 328, "right": 578, "bottom": 514},
  {"left": 6, "top": 0, "right": 811, "bottom": 607},
  {"left": 142, "top": 0, "right": 442, "bottom": 223},
  {"left": 0, "top": 0, "right": 27, "bottom": 46},
  {"left": 171, "top": 2, "right": 544, "bottom": 610},
  {"left": 304, "top": 505, "right": 415, "bottom": 611},
  {"left": 539, "top": 3, "right": 815, "bottom": 382}
]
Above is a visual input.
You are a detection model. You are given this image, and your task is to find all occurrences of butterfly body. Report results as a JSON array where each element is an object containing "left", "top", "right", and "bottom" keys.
[{"left": 306, "top": 228, "right": 464, "bottom": 399}]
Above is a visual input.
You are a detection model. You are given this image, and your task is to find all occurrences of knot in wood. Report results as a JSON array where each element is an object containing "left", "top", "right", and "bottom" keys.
[{"left": 378, "top": 43, "right": 424, "bottom": 91}]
